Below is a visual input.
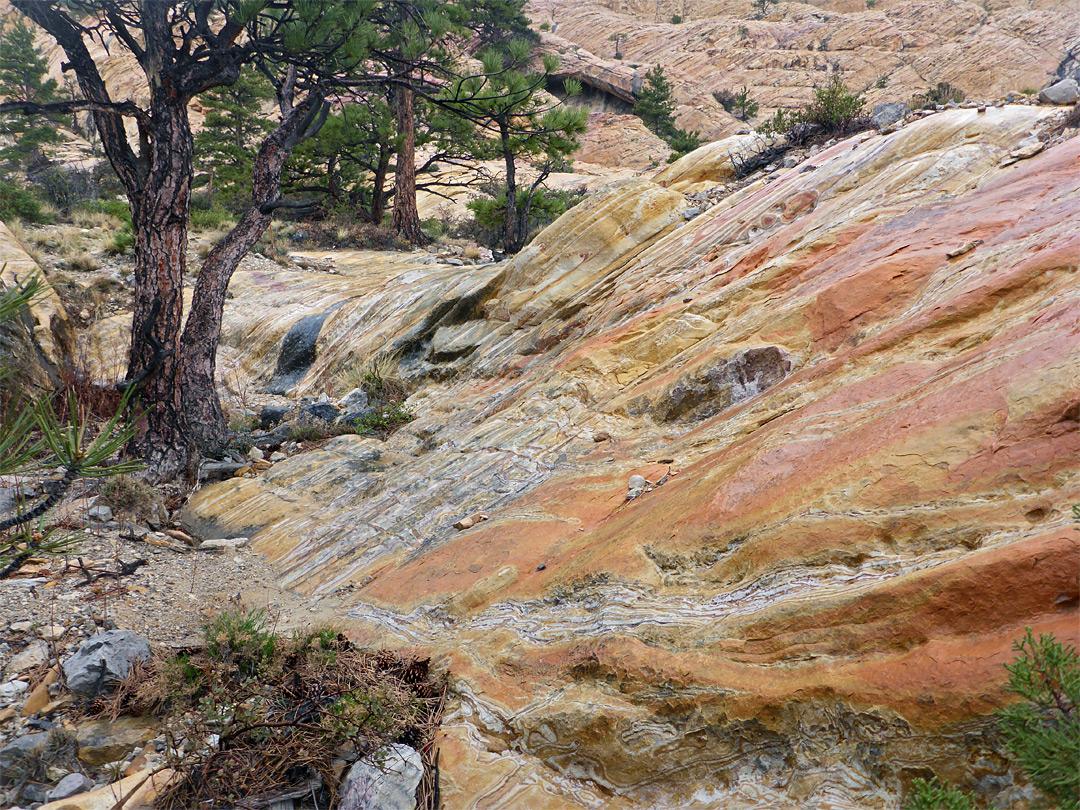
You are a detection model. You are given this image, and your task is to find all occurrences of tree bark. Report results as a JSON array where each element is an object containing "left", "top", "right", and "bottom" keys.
[
  {"left": 391, "top": 82, "right": 425, "bottom": 243},
  {"left": 371, "top": 146, "right": 391, "bottom": 225},
  {"left": 501, "top": 120, "right": 521, "bottom": 253},
  {"left": 179, "top": 94, "right": 326, "bottom": 454}
]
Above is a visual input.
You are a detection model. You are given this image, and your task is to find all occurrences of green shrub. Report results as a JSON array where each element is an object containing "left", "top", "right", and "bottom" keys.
[
  {"left": 467, "top": 185, "right": 585, "bottom": 249},
  {"left": 998, "top": 629, "right": 1079, "bottom": 809},
  {"left": 911, "top": 81, "right": 965, "bottom": 109},
  {"left": 190, "top": 206, "right": 234, "bottom": 230},
  {"left": 0, "top": 180, "right": 48, "bottom": 223},
  {"left": 670, "top": 14, "right": 682, "bottom": 23},
  {"left": 903, "top": 778, "right": 974, "bottom": 810},
  {"left": 344, "top": 403, "right": 415, "bottom": 436},
  {"left": 876, "top": 74, "right": 889, "bottom": 89},
  {"left": 538, "top": 21, "right": 550, "bottom": 30},
  {"left": 203, "top": 608, "right": 277, "bottom": 677},
  {"left": 713, "top": 87, "right": 759, "bottom": 121},
  {"left": 758, "top": 75, "right": 867, "bottom": 143},
  {"left": 105, "top": 225, "right": 134, "bottom": 256}
]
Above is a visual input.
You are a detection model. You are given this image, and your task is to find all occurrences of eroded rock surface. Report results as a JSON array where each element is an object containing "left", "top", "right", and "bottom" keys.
[{"left": 183, "top": 107, "right": 1077, "bottom": 809}]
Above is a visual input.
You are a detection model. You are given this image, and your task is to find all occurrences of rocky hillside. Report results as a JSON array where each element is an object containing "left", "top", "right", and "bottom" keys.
[
  {"left": 178, "top": 106, "right": 1079, "bottom": 808},
  {"left": 531, "top": 0, "right": 1080, "bottom": 141}
]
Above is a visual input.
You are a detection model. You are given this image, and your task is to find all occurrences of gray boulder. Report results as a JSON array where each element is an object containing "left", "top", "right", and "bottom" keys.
[
  {"left": 338, "top": 388, "right": 369, "bottom": 413},
  {"left": 259, "top": 405, "right": 291, "bottom": 430},
  {"left": 47, "top": 773, "right": 93, "bottom": 801},
  {"left": 870, "top": 101, "right": 910, "bottom": 130},
  {"left": 0, "top": 733, "right": 46, "bottom": 783},
  {"left": 62, "top": 631, "right": 151, "bottom": 698},
  {"left": 1038, "top": 78, "right": 1080, "bottom": 105},
  {"left": 299, "top": 402, "right": 339, "bottom": 425},
  {"left": 338, "top": 744, "right": 423, "bottom": 810}
]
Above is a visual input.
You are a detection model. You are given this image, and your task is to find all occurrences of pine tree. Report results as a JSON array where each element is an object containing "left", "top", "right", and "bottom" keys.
[
  {"left": 634, "top": 65, "right": 701, "bottom": 160},
  {"left": 0, "top": 17, "right": 60, "bottom": 171},
  {"left": 193, "top": 67, "right": 274, "bottom": 209},
  {"left": 452, "top": 40, "right": 587, "bottom": 252}
]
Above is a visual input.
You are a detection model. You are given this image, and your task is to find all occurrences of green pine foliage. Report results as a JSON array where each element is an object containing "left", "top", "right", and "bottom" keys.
[
  {"left": 903, "top": 778, "right": 975, "bottom": 810},
  {"left": 450, "top": 40, "right": 587, "bottom": 252},
  {"left": 633, "top": 65, "right": 702, "bottom": 160},
  {"left": 999, "top": 629, "right": 1080, "bottom": 810},
  {"left": 0, "top": 17, "right": 61, "bottom": 172},
  {"left": 714, "top": 86, "right": 760, "bottom": 121},
  {"left": 193, "top": 66, "right": 275, "bottom": 210}
]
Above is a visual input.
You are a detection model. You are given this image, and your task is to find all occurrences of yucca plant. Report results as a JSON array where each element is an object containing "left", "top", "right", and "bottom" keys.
[{"left": 0, "top": 271, "right": 141, "bottom": 576}]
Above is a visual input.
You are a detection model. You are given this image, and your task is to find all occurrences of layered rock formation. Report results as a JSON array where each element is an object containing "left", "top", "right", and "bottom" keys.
[
  {"left": 183, "top": 106, "right": 1080, "bottom": 808},
  {"left": 531, "top": 0, "right": 1080, "bottom": 141}
]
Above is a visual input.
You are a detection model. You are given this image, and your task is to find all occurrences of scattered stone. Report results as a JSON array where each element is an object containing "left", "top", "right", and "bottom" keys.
[
  {"left": 47, "top": 773, "right": 93, "bottom": 802},
  {"left": 0, "top": 732, "right": 46, "bottom": 780},
  {"left": 62, "top": 631, "right": 151, "bottom": 698},
  {"left": 339, "top": 408, "right": 375, "bottom": 426},
  {"left": 1009, "top": 136, "right": 1043, "bottom": 159},
  {"left": 252, "top": 459, "right": 272, "bottom": 472},
  {"left": 10, "top": 621, "right": 33, "bottom": 633},
  {"left": 259, "top": 405, "right": 291, "bottom": 430},
  {"left": 87, "top": 504, "right": 113, "bottom": 523},
  {"left": 628, "top": 475, "right": 648, "bottom": 490},
  {"left": 1038, "top": 78, "right": 1080, "bottom": 105},
  {"left": 199, "top": 537, "right": 249, "bottom": 551},
  {"left": 946, "top": 239, "right": 983, "bottom": 258},
  {"left": 119, "top": 522, "right": 149, "bottom": 540},
  {"left": 37, "top": 624, "right": 65, "bottom": 642},
  {"left": 233, "top": 465, "right": 254, "bottom": 477},
  {"left": 626, "top": 488, "right": 644, "bottom": 501},
  {"left": 248, "top": 446, "right": 265, "bottom": 461},
  {"left": 781, "top": 156, "right": 799, "bottom": 168},
  {"left": 592, "top": 431, "right": 611, "bottom": 443},
  {"left": 0, "top": 679, "right": 29, "bottom": 701},
  {"left": 683, "top": 206, "right": 700, "bottom": 220},
  {"left": 338, "top": 388, "right": 369, "bottom": 412},
  {"left": 7, "top": 641, "right": 49, "bottom": 674},
  {"left": 300, "top": 402, "right": 339, "bottom": 424},
  {"left": 20, "top": 669, "right": 57, "bottom": 717},
  {"left": 269, "top": 451, "right": 287, "bottom": 462},
  {"left": 444, "top": 257, "right": 465, "bottom": 266},
  {"left": 338, "top": 744, "right": 423, "bottom": 810},
  {"left": 76, "top": 716, "right": 159, "bottom": 766},
  {"left": 453, "top": 513, "right": 489, "bottom": 531},
  {"left": 0, "top": 706, "right": 14, "bottom": 724},
  {"left": 164, "top": 529, "right": 196, "bottom": 546}
]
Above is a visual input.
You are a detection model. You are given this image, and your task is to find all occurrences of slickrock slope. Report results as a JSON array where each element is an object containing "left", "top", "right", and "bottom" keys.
[
  {"left": 531, "top": 0, "right": 1080, "bottom": 141},
  {"left": 184, "top": 106, "right": 1079, "bottom": 809}
]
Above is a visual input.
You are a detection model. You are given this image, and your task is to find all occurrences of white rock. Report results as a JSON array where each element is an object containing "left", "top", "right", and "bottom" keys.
[
  {"left": 6, "top": 640, "right": 49, "bottom": 674},
  {"left": 1038, "top": 78, "right": 1080, "bottom": 105},
  {"left": 338, "top": 744, "right": 424, "bottom": 810},
  {"left": 247, "top": 446, "right": 264, "bottom": 461},
  {"left": 87, "top": 504, "right": 113, "bottom": 522},
  {"left": 338, "top": 388, "right": 369, "bottom": 412},
  {"left": 269, "top": 451, "right": 287, "bottom": 462},
  {"left": 628, "top": 475, "right": 648, "bottom": 490},
  {"left": 199, "top": 537, "right": 249, "bottom": 550},
  {"left": 37, "top": 624, "right": 65, "bottom": 641},
  {"left": 0, "top": 679, "right": 29, "bottom": 701}
]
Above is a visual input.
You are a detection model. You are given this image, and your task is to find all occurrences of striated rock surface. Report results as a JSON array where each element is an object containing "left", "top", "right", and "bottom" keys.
[
  {"left": 184, "top": 106, "right": 1080, "bottom": 809},
  {"left": 530, "top": 0, "right": 1080, "bottom": 140},
  {"left": 0, "top": 222, "right": 74, "bottom": 386},
  {"left": 574, "top": 112, "right": 673, "bottom": 169}
]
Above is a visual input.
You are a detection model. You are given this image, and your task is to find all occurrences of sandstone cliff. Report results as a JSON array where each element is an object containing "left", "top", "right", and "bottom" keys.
[
  {"left": 531, "top": 0, "right": 1080, "bottom": 141},
  {"left": 183, "top": 106, "right": 1080, "bottom": 808}
]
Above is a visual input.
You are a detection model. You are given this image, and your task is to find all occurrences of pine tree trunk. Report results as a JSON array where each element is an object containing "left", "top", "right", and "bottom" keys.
[
  {"left": 371, "top": 147, "right": 391, "bottom": 225},
  {"left": 501, "top": 121, "right": 522, "bottom": 253},
  {"left": 179, "top": 96, "right": 325, "bottom": 455},
  {"left": 392, "top": 82, "right": 425, "bottom": 243},
  {"left": 125, "top": 85, "right": 198, "bottom": 481}
]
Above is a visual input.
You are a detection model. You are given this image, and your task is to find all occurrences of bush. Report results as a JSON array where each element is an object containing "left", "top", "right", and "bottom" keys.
[
  {"left": 466, "top": 185, "right": 585, "bottom": 249},
  {"left": 903, "top": 778, "right": 974, "bottom": 810},
  {"left": 670, "top": 14, "right": 682, "bottom": 23},
  {"left": 190, "top": 206, "right": 235, "bottom": 230},
  {"left": 0, "top": 179, "right": 48, "bottom": 223},
  {"left": 96, "top": 612, "right": 446, "bottom": 810},
  {"left": 105, "top": 225, "right": 135, "bottom": 256},
  {"left": 758, "top": 75, "right": 867, "bottom": 143},
  {"left": 97, "top": 473, "right": 164, "bottom": 521},
  {"left": 998, "top": 629, "right": 1079, "bottom": 809},
  {"left": 911, "top": 81, "right": 965, "bottom": 109},
  {"left": 713, "top": 86, "right": 760, "bottom": 121}
]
